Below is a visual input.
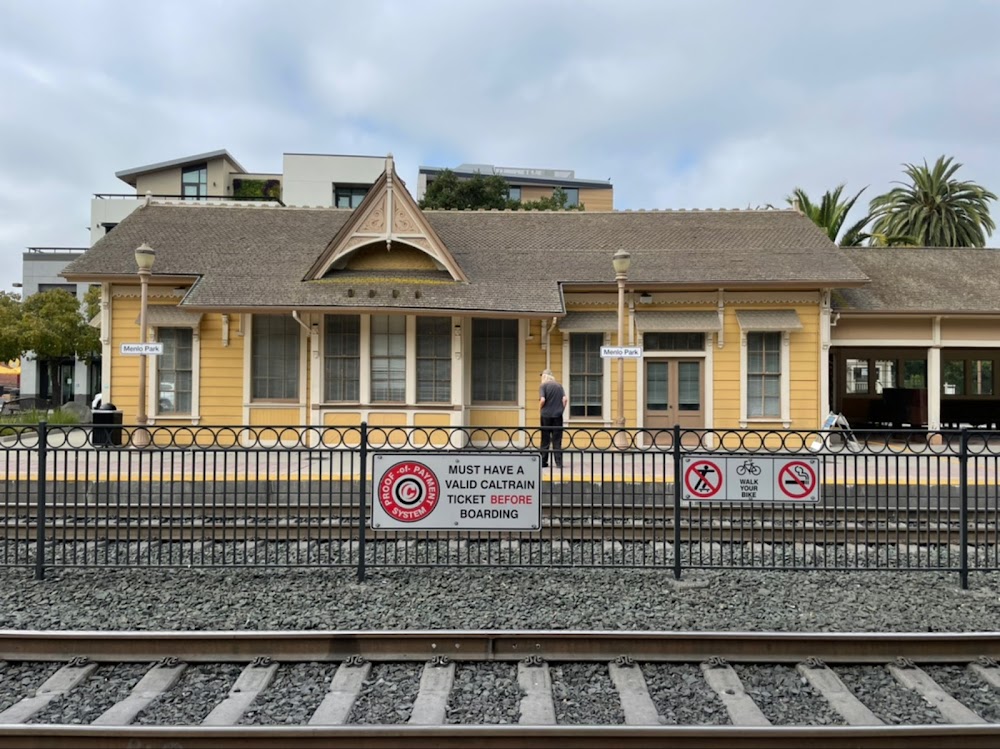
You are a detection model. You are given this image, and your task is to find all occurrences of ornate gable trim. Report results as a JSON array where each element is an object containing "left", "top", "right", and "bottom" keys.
[{"left": 304, "top": 155, "right": 467, "bottom": 282}]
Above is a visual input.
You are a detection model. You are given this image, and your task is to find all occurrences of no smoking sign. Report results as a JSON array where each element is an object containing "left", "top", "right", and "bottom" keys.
[{"left": 777, "top": 461, "right": 817, "bottom": 500}]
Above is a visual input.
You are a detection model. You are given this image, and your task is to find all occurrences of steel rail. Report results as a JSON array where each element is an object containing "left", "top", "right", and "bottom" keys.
[
  {"left": 2, "top": 724, "right": 1000, "bottom": 749},
  {"left": 1, "top": 528, "right": 989, "bottom": 546},
  {"left": 2, "top": 631, "right": 1000, "bottom": 748},
  {"left": 1, "top": 629, "right": 999, "bottom": 663},
  {"left": 0, "top": 516, "right": 990, "bottom": 544}
]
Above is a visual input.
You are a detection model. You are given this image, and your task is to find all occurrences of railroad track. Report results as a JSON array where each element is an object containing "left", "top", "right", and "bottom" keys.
[
  {"left": 0, "top": 630, "right": 998, "bottom": 747},
  {"left": 0, "top": 506, "right": 993, "bottom": 545}
]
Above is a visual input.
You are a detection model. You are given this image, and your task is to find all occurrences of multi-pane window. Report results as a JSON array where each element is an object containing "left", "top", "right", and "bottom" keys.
[
  {"left": 644, "top": 332, "right": 705, "bottom": 351},
  {"left": 846, "top": 358, "right": 869, "bottom": 394},
  {"left": 903, "top": 360, "right": 927, "bottom": 389},
  {"left": 943, "top": 356, "right": 995, "bottom": 396},
  {"left": 472, "top": 319, "right": 518, "bottom": 402},
  {"left": 943, "top": 360, "right": 965, "bottom": 396},
  {"left": 972, "top": 360, "right": 994, "bottom": 395},
  {"left": 678, "top": 361, "right": 701, "bottom": 411},
  {"left": 156, "top": 328, "right": 192, "bottom": 414},
  {"left": 747, "top": 332, "right": 781, "bottom": 417},
  {"left": 181, "top": 163, "right": 208, "bottom": 200},
  {"left": 416, "top": 317, "right": 452, "bottom": 403},
  {"left": 324, "top": 315, "right": 360, "bottom": 401},
  {"left": 646, "top": 362, "right": 669, "bottom": 412},
  {"left": 875, "top": 359, "right": 896, "bottom": 393},
  {"left": 38, "top": 284, "right": 78, "bottom": 294},
  {"left": 370, "top": 315, "right": 405, "bottom": 402},
  {"left": 569, "top": 333, "right": 603, "bottom": 417},
  {"left": 334, "top": 186, "right": 369, "bottom": 208},
  {"left": 252, "top": 315, "right": 299, "bottom": 400}
]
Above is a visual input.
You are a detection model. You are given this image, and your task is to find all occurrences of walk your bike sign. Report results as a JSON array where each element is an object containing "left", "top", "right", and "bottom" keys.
[{"left": 681, "top": 456, "right": 820, "bottom": 503}]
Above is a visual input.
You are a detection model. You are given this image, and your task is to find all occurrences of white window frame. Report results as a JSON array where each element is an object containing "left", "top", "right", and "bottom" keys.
[
  {"left": 415, "top": 316, "right": 453, "bottom": 404},
  {"left": 147, "top": 322, "right": 201, "bottom": 424},
  {"left": 249, "top": 314, "right": 303, "bottom": 402},
  {"left": 566, "top": 331, "right": 606, "bottom": 421},
  {"left": 369, "top": 314, "right": 407, "bottom": 403},
  {"left": 242, "top": 314, "right": 309, "bottom": 429},
  {"left": 320, "top": 314, "right": 458, "bottom": 408},
  {"left": 322, "top": 314, "right": 361, "bottom": 403},
  {"left": 154, "top": 327, "right": 195, "bottom": 417},
  {"left": 471, "top": 318, "right": 520, "bottom": 405},
  {"left": 740, "top": 330, "right": 792, "bottom": 427}
]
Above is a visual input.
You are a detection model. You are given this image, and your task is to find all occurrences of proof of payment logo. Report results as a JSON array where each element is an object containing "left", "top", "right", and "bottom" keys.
[{"left": 378, "top": 461, "right": 440, "bottom": 522}]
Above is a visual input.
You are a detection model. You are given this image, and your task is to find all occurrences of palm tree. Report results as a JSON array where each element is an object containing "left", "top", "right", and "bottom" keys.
[
  {"left": 786, "top": 185, "right": 873, "bottom": 246},
  {"left": 867, "top": 156, "right": 997, "bottom": 247}
]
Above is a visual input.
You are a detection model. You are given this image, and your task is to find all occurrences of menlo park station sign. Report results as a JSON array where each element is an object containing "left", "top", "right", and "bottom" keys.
[{"left": 372, "top": 453, "right": 541, "bottom": 530}]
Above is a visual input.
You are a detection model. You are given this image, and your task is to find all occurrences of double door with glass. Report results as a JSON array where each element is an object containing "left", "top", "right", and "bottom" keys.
[{"left": 644, "top": 358, "right": 704, "bottom": 433}]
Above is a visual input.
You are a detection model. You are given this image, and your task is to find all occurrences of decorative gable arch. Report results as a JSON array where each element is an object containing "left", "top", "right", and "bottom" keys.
[
  {"left": 305, "top": 154, "right": 468, "bottom": 282},
  {"left": 334, "top": 240, "right": 442, "bottom": 273}
]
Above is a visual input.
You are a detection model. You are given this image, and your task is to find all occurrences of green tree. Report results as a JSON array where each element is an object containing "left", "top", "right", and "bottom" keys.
[
  {"left": 0, "top": 292, "right": 22, "bottom": 365},
  {"left": 18, "top": 289, "right": 100, "bottom": 406},
  {"left": 786, "top": 185, "right": 872, "bottom": 246},
  {"left": 418, "top": 169, "right": 513, "bottom": 210},
  {"left": 867, "top": 156, "right": 997, "bottom": 247},
  {"left": 419, "top": 170, "right": 585, "bottom": 211}
]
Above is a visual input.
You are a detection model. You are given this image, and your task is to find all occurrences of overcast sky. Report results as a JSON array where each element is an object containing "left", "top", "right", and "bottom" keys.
[{"left": 2, "top": 0, "right": 998, "bottom": 293}]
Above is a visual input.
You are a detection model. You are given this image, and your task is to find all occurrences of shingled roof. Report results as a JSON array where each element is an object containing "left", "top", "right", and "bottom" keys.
[
  {"left": 63, "top": 202, "right": 868, "bottom": 315},
  {"left": 835, "top": 248, "right": 1000, "bottom": 314}
]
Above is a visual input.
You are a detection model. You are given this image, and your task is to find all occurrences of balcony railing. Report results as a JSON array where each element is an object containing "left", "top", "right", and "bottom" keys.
[
  {"left": 93, "top": 193, "right": 284, "bottom": 206},
  {"left": 25, "top": 247, "right": 88, "bottom": 254}
]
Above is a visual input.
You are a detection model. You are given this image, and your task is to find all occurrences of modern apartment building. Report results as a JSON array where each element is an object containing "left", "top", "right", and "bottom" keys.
[
  {"left": 18, "top": 247, "right": 98, "bottom": 405},
  {"left": 21, "top": 150, "right": 388, "bottom": 405},
  {"left": 91, "top": 150, "right": 387, "bottom": 243},
  {"left": 416, "top": 163, "right": 614, "bottom": 210}
]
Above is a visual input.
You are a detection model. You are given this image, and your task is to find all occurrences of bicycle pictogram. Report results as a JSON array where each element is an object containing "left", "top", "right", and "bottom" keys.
[{"left": 735, "top": 459, "right": 761, "bottom": 476}]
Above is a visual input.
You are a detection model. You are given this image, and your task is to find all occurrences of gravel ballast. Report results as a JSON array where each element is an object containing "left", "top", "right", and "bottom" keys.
[
  {"left": 0, "top": 566, "right": 997, "bottom": 633},
  {"left": 1, "top": 561, "right": 998, "bottom": 727}
]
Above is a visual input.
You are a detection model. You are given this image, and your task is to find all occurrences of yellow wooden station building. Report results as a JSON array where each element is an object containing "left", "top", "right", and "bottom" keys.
[{"left": 64, "top": 156, "right": 874, "bottom": 443}]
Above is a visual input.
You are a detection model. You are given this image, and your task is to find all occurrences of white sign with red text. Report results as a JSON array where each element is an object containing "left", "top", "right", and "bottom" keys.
[{"left": 372, "top": 453, "right": 541, "bottom": 530}]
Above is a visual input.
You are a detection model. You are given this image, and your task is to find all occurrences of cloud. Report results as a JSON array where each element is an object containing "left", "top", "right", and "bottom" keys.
[{"left": 2, "top": 0, "right": 1000, "bottom": 294}]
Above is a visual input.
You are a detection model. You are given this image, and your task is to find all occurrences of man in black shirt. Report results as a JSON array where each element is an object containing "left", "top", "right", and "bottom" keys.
[{"left": 539, "top": 369, "right": 568, "bottom": 469}]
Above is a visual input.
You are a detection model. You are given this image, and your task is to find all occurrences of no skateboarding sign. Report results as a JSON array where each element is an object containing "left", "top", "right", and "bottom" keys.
[
  {"left": 682, "top": 456, "right": 820, "bottom": 503},
  {"left": 684, "top": 460, "right": 723, "bottom": 499}
]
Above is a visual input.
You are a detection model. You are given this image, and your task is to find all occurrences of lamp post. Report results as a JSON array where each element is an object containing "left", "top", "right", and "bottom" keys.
[
  {"left": 612, "top": 249, "right": 631, "bottom": 449},
  {"left": 134, "top": 243, "right": 155, "bottom": 448}
]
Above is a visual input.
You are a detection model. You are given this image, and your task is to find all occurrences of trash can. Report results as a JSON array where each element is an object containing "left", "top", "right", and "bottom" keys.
[{"left": 91, "top": 402, "right": 123, "bottom": 447}]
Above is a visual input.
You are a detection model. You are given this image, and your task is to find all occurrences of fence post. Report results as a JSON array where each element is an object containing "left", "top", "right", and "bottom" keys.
[
  {"left": 673, "top": 424, "right": 682, "bottom": 580},
  {"left": 959, "top": 428, "right": 969, "bottom": 590},
  {"left": 34, "top": 421, "right": 48, "bottom": 581},
  {"left": 357, "top": 421, "right": 368, "bottom": 583}
]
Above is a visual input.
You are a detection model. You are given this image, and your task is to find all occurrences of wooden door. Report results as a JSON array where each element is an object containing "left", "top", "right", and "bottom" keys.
[{"left": 644, "top": 359, "right": 704, "bottom": 443}]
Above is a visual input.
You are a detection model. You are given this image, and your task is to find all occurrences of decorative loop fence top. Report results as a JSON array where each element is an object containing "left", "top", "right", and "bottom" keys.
[{"left": 0, "top": 421, "right": 996, "bottom": 587}]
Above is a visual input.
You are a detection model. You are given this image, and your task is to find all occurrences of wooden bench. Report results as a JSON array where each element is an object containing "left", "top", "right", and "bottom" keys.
[{"left": 0, "top": 397, "right": 50, "bottom": 415}]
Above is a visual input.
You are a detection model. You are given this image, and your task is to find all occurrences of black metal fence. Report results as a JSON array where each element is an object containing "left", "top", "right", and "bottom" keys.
[{"left": 0, "top": 422, "right": 997, "bottom": 587}]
